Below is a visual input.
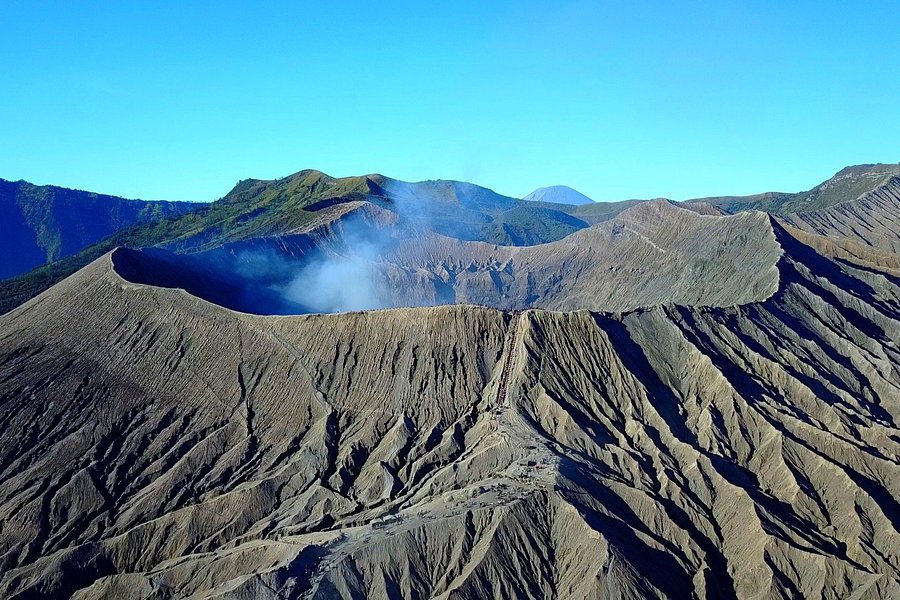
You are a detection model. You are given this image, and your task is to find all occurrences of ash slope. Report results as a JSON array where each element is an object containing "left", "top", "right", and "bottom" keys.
[
  {"left": 6, "top": 162, "right": 894, "bottom": 317},
  {"left": 378, "top": 200, "right": 781, "bottom": 312},
  {"left": 0, "top": 170, "right": 596, "bottom": 315},
  {"left": 113, "top": 200, "right": 782, "bottom": 315},
  {"left": 702, "top": 163, "right": 900, "bottom": 257},
  {"left": 0, "top": 216, "right": 899, "bottom": 598},
  {"left": 777, "top": 174, "right": 900, "bottom": 255}
]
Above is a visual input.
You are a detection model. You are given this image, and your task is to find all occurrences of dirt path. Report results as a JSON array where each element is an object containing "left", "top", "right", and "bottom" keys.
[
  {"left": 489, "top": 311, "right": 559, "bottom": 490},
  {"left": 496, "top": 310, "right": 523, "bottom": 410}
]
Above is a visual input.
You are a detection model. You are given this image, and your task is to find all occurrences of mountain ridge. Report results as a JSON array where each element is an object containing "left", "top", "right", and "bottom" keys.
[
  {"left": 95, "top": 199, "right": 780, "bottom": 316},
  {"left": 0, "top": 209, "right": 897, "bottom": 597},
  {"left": 0, "top": 178, "right": 200, "bottom": 280},
  {"left": 702, "top": 162, "right": 900, "bottom": 215},
  {"left": 2, "top": 162, "right": 898, "bottom": 317},
  {"left": 0, "top": 171, "right": 600, "bottom": 314}
]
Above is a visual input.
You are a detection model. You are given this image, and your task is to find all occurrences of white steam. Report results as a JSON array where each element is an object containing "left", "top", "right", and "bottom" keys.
[
  {"left": 279, "top": 238, "right": 385, "bottom": 313},
  {"left": 227, "top": 179, "right": 441, "bottom": 314}
]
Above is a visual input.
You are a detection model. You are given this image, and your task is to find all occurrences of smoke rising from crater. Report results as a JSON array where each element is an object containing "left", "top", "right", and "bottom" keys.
[
  {"left": 278, "top": 232, "right": 387, "bottom": 313},
  {"left": 268, "top": 179, "right": 448, "bottom": 313},
  {"left": 218, "top": 180, "right": 454, "bottom": 314}
]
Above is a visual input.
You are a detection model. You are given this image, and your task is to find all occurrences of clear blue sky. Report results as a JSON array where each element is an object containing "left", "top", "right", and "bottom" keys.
[{"left": 2, "top": 1, "right": 899, "bottom": 202}]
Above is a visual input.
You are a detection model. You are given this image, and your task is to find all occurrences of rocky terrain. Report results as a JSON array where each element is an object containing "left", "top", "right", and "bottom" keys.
[
  {"left": 0, "top": 171, "right": 598, "bottom": 315},
  {"left": 0, "top": 166, "right": 898, "bottom": 598},
  {"left": 106, "top": 199, "right": 779, "bottom": 315},
  {"left": 706, "top": 164, "right": 900, "bottom": 258},
  {"left": 777, "top": 175, "right": 900, "bottom": 255}
]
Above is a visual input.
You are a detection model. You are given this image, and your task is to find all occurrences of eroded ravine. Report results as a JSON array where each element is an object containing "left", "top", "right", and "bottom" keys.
[{"left": 0, "top": 218, "right": 898, "bottom": 598}]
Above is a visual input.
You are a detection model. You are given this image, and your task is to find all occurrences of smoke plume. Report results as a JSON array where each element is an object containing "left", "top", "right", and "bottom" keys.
[{"left": 278, "top": 228, "right": 387, "bottom": 313}]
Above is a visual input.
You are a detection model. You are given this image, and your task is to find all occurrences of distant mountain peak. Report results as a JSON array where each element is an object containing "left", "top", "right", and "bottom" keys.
[{"left": 523, "top": 185, "right": 595, "bottom": 205}]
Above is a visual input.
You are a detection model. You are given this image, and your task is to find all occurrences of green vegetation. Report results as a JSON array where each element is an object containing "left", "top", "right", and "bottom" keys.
[
  {"left": 6, "top": 163, "right": 897, "bottom": 315},
  {"left": 483, "top": 205, "right": 588, "bottom": 245},
  {"left": 704, "top": 163, "right": 900, "bottom": 215},
  {"left": 0, "top": 170, "right": 597, "bottom": 314},
  {"left": 0, "top": 178, "right": 198, "bottom": 279},
  {"left": 570, "top": 199, "right": 644, "bottom": 223}
]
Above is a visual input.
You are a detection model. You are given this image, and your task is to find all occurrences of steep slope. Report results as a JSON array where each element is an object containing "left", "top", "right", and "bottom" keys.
[
  {"left": 780, "top": 226, "right": 900, "bottom": 274},
  {"left": 378, "top": 200, "right": 780, "bottom": 312},
  {"left": 0, "top": 171, "right": 589, "bottom": 315},
  {"left": 369, "top": 177, "right": 589, "bottom": 245},
  {"left": 6, "top": 162, "right": 895, "bottom": 314},
  {"left": 523, "top": 185, "right": 595, "bottom": 205},
  {"left": 0, "top": 215, "right": 898, "bottom": 598},
  {"left": 678, "top": 200, "right": 729, "bottom": 216},
  {"left": 0, "top": 257, "right": 514, "bottom": 599},
  {"left": 0, "top": 179, "right": 199, "bottom": 280},
  {"left": 0, "top": 170, "right": 373, "bottom": 315},
  {"left": 700, "top": 164, "right": 900, "bottom": 258},
  {"left": 777, "top": 175, "right": 900, "bottom": 255},
  {"left": 706, "top": 163, "right": 900, "bottom": 215},
  {"left": 527, "top": 198, "right": 640, "bottom": 225},
  {"left": 112, "top": 200, "right": 781, "bottom": 315}
]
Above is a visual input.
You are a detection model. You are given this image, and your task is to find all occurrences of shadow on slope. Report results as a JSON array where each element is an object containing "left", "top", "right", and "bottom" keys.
[
  {"left": 113, "top": 247, "right": 309, "bottom": 315},
  {"left": 110, "top": 200, "right": 789, "bottom": 316}
]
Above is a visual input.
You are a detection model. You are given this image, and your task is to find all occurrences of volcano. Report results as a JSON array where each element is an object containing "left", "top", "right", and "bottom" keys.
[{"left": 0, "top": 165, "right": 898, "bottom": 598}]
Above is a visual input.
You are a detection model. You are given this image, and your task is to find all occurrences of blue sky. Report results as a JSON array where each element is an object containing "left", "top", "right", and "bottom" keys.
[{"left": 2, "top": 1, "right": 899, "bottom": 202}]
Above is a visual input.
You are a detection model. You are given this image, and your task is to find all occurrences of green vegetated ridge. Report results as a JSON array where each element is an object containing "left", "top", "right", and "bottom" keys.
[
  {"left": 704, "top": 163, "right": 900, "bottom": 214},
  {"left": 0, "top": 170, "right": 597, "bottom": 314},
  {"left": 4, "top": 163, "right": 898, "bottom": 316},
  {"left": 0, "top": 178, "right": 199, "bottom": 279}
]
